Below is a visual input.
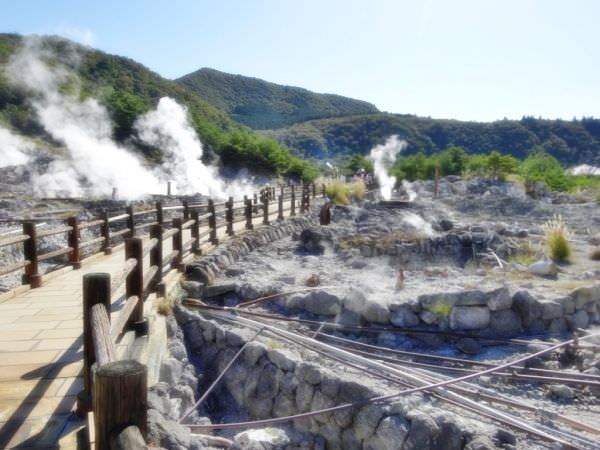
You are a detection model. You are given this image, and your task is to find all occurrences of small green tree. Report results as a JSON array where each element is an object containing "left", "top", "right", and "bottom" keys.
[
  {"left": 107, "top": 91, "right": 148, "bottom": 140},
  {"left": 483, "top": 151, "right": 519, "bottom": 180},
  {"left": 520, "top": 151, "right": 572, "bottom": 191}
]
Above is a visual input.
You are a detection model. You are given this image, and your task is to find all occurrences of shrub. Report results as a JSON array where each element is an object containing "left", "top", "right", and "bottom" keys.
[
  {"left": 349, "top": 181, "right": 366, "bottom": 200},
  {"left": 325, "top": 181, "right": 350, "bottom": 205},
  {"left": 542, "top": 215, "right": 572, "bottom": 262}
]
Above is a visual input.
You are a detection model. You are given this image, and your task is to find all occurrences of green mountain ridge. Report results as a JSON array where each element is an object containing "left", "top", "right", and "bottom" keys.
[
  {"left": 176, "top": 67, "right": 379, "bottom": 130},
  {"left": 175, "top": 68, "right": 600, "bottom": 167}
]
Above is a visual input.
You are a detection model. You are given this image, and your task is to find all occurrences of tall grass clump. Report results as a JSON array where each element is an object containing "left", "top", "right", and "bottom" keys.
[
  {"left": 542, "top": 214, "right": 572, "bottom": 262},
  {"left": 349, "top": 181, "right": 366, "bottom": 200},
  {"left": 325, "top": 181, "right": 350, "bottom": 204}
]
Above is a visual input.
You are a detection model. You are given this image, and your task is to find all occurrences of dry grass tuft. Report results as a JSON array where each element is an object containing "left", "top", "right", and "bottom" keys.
[
  {"left": 157, "top": 299, "right": 173, "bottom": 316},
  {"left": 541, "top": 214, "right": 572, "bottom": 262}
]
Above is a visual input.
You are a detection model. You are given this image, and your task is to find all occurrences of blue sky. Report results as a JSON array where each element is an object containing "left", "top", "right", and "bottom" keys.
[{"left": 1, "top": 0, "right": 599, "bottom": 122}]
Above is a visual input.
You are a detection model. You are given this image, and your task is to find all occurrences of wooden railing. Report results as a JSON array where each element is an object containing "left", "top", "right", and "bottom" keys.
[
  {"left": 74, "top": 182, "right": 323, "bottom": 449},
  {"left": 0, "top": 182, "right": 324, "bottom": 291}
]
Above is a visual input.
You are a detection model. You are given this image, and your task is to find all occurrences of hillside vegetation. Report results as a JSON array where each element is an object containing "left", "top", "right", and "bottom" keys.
[
  {"left": 263, "top": 113, "right": 600, "bottom": 167},
  {"left": 176, "top": 68, "right": 379, "bottom": 130},
  {"left": 0, "top": 34, "right": 317, "bottom": 180}
]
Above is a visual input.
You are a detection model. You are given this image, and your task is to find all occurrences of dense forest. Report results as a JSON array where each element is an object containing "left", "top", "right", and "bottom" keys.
[
  {"left": 176, "top": 68, "right": 379, "bottom": 130},
  {"left": 263, "top": 113, "right": 600, "bottom": 167},
  {"left": 0, "top": 34, "right": 318, "bottom": 180}
]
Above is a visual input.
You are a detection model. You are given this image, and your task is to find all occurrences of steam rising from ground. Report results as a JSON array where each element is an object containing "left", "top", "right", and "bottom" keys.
[
  {"left": 369, "top": 135, "right": 406, "bottom": 200},
  {"left": 4, "top": 36, "right": 251, "bottom": 199},
  {"left": 0, "top": 127, "right": 32, "bottom": 167}
]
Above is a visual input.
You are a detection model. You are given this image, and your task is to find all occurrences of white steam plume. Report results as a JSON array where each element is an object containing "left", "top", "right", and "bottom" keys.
[
  {"left": 0, "top": 127, "right": 33, "bottom": 167},
  {"left": 134, "top": 97, "right": 227, "bottom": 198},
  {"left": 369, "top": 135, "right": 406, "bottom": 200},
  {"left": 7, "top": 36, "right": 161, "bottom": 198}
]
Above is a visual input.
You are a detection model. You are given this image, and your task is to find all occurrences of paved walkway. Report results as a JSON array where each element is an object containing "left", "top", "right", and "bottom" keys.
[{"left": 0, "top": 248, "right": 130, "bottom": 449}]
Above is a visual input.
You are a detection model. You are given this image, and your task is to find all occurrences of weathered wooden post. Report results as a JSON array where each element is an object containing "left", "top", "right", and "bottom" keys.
[
  {"left": 434, "top": 167, "right": 440, "bottom": 197},
  {"left": 290, "top": 185, "right": 296, "bottom": 217},
  {"left": 278, "top": 194, "right": 284, "bottom": 221},
  {"left": 125, "top": 237, "right": 147, "bottom": 335},
  {"left": 312, "top": 182, "right": 316, "bottom": 198},
  {"left": 183, "top": 199, "right": 190, "bottom": 221},
  {"left": 126, "top": 205, "right": 135, "bottom": 238},
  {"left": 262, "top": 194, "right": 270, "bottom": 225},
  {"left": 172, "top": 218, "right": 183, "bottom": 270},
  {"left": 300, "top": 183, "right": 306, "bottom": 213},
  {"left": 94, "top": 360, "right": 147, "bottom": 450},
  {"left": 150, "top": 224, "right": 163, "bottom": 289},
  {"left": 226, "top": 196, "right": 234, "bottom": 236},
  {"left": 156, "top": 201, "right": 163, "bottom": 225},
  {"left": 245, "top": 198, "right": 254, "bottom": 230},
  {"left": 208, "top": 199, "right": 218, "bottom": 245},
  {"left": 67, "top": 216, "right": 81, "bottom": 269},
  {"left": 101, "top": 210, "right": 112, "bottom": 255},
  {"left": 78, "top": 272, "right": 111, "bottom": 415},
  {"left": 22, "top": 222, "right": 41, "bottom": 288},
  {"left": 322, "top": 183, "right": 326, "bottom": 197},
  {"left": 191, "top": 210, "right": 200, "bottom": 254}
]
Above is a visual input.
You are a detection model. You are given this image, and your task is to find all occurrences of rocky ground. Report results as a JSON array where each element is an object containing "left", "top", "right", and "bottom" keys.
[{"left": 169, "top": 177, "right": 600, "bottom": 449}]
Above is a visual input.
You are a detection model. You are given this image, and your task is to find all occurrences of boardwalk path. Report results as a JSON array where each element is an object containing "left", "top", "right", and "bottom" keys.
[
  {"left": 0, "top": 197, "right": 308, "bottom": 448},
  {"left": 0, "top": 247, "right": 136, "bottom": 448}
]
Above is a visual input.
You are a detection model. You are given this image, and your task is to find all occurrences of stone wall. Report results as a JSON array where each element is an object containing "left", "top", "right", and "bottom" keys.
[{"left": 175, "top": 306, "right": 507, "bottom": 450}]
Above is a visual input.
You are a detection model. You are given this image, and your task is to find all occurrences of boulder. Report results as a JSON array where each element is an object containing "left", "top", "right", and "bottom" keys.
[
  {"left": 486, "top": 286, "right": 512, "bottom": 311},
  {"left": 512, "top": 290, "right": 542, "bottom": 327},
  {"left": 404, "top": 412, "right": 440, "bottom": 450},
  {"left": 353, "top": 404, "right": 386, "bottom": 441},
  {"left": 343, "top": 288, "right": 368, "bottom": 314},
  {"left": 303, "top": 290, "right": 342, "bottom": 316},
  {"left": 528, "top": 256, "right": 558, "bottom": 277},
  {"left": 147, "top": 408, "right": 192, "bottom": 449},
  {"left": 450, "top": 306, "right": 490, "bottom": 330},
  {"left": 570, "top": 284, "right": 600, "bottom": 309},
  {"left": 489, "top": 310, "right": 522, "bottom": 336},
  {"left": 456, "top": 337, "right": 481, "bottom": 355},
  {"left": 364, "top": 415, "right": 410, "bottom": 450},
  {"left": 464, "top": 436, "right": 497, "bottom": 450},
  {"left": 541, "top": 301, "right": 564, "bottom": 320},
  {"left": 299, "top": 228, "right": 327, "bottom": 254},
  {"left": 233, "top": 427, "right": 290, "bottom": 449},
  {"left": 390, "top": 305, "right": 420, "bottom": 327},
  {"left": 362, "top": 300, "right": 391, "bottom": 324},
  {"left": 159, "top": 358, "right": 183, "bottom": 385}
]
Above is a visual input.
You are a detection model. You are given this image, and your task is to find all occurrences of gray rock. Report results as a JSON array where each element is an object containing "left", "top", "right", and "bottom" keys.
[
  {"left": 541, "top": 301, "right": 564, "bottom": 320},
  {"left": 404, "top": 412, "right": 440, "bottom": 450},
  {"left": 343, "top": 288, "right": 368, "bottom": 315},
  {"left": 550, "top": 384, "right": 574, "bottom": 401},
  {"left": 336, "top": 308, "right": 363, "bottom": 326},
  {"left": 296, "top": 363, "right": 322, "bottom": 384},
  {"left": 340, "top": 428, "right": 361, "bottom": 450},
  {"left": 182, "top": 280, "right": 204, "bottom": 298},
  {"left": 285, "top": 294, "right": 306, "bottom": 312},
  {"left": 456, "top": 337, "right": 481, "bottom": 354},
  {"left": 147, "top": 383, "right": 173, "bottom": 419},
  {"left": 487, "top": 286, "right": 512, "bottom": 311},
  {"left": 244, "top": 342, "right": 267, "bottom": 366},
  {"left": 233, "top": 427, "right": 290, "bottom": 449},
  {"left": 570, "top": 310, "right": 590, "bottom": 329},
  {"left": 364, "top": 415, "right": 410, "bottom": 450},
  {"left": 433, "top": 413, "right": 464, "bottom": 450},
  {"left": 528, "top": 256, "right": 558, "bottom": 277},
  {"left": 310, "top": 390, "right": 334, "bottom": 424},
  {"left": 464, "top": 436, "right": 496, "bottom": 450},
  {"left": 495, "top": 429, "right": 517, "bottom": 446},
  {"left": 450, "top": 306, "right": 490, "bottom": 330},
  {"left": 362, "top": 300, "right": 391, "bottom": 324},
  {"left": 247, "top": 396, "right": 273, "bottom": 419},
  {"left": 296, "top": 382, "right": 314, "bottom": 413},
  {"left": 299, "top": 228, "right": 327, "bottom": 254},
  {"left": 319, "top": 423, "right": 341, "bottom": 449},
  {"left": 255, "top": 363, "right": 281, "bottom": 400},
  {"left": 159, "top": 357, "right": 184, "bottom": 385},
  {"left": 353, "top": 404, "right": 386, "bottom": 441},
  {"left": 390, "top": 305, "right": 420, "bottom": 327},
  {"left": 303, "top": 290, "right": 342, "bottom": 316},
  {"left": 273, "top": 394, "right": 297, "bottom": 418},
  {"left": 147, "top": 408, "right": 191, "bottom": 449},
  {"left": 489, "top": 310, "right": 522, "bottom": 336},
  {"left": 168, "top": 340, "right": 188, "bottom": 361},
  {"left": 267, "top": 348, "right": 297, "bottom": 372},
  {"left": 571, "top": 284, "right": 600, "bottom": 309},
  {"left": 202, "top": 283, "right": 237, "bottom": 299},
  {"left": 512, "top": 290, "right": 542, "bottom": 326}
]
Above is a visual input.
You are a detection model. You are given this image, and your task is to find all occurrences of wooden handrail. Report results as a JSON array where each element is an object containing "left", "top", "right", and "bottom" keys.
[
  {"left": 36, "top": 225, "right": 73, "bottom": 238},
  {"left": 110, "top": 296, "right": 139, "bottom": 342},
  {"left": 125, "top": 238, "right": 146, "bottom": 334},
  {"left": 0, "top": 234, "right": 29, "bottom": 247},
  {"left": 108, "top": 213, "right": 129, "bottom": 223},
  {"left": 37, "top": 246, "right": 73, "bottom": 262},
  {"left": 91, "top": 303, "right": 117, "bottom": 367},
  {"left": 111, "top": 258, "right": 138, "bottom": 296},
  {"left": 0, "top": 260, "right": 30, "bottom": 276}
]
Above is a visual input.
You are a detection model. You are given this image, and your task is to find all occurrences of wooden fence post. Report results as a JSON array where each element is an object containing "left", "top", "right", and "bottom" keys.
[
  {"left": 253, "top": 193, "right": 258, "bottom": 205},
  {"left": 262, "top": 195, "right": 270, "bottom": 225},
  {"left": 208, "top": 199, "right": 218, "bottom": 245},
  {"left": 22, "top": 222, "right": 41, "bottom": 288},
  {"left": 434, "top": 167, "right": 440, "bottom": 197},
  {"left": 290, "top": 185, "right": 296, "bottom": 217},
  {"left": 183, "top": 200, "right": 190, "bottom": 221},
  {"left": 226, "top": 196, "right": 234, "bottom": 236},
  {"left": 94, "top": 360, "right": 147, "bottom": 450},
  {"left": 172, "top": 218, "right": 183, "bottom": 270},
  {"left": 278, "top": 194, "right": 284, "bottom": 221},
  {"left": 312, "top": 182, "right": 316, "bottom": 198},
  {"left": 125, "top": 238, "right": 147, "bottom": 335},
  {"left": 245, "top": 198, "right": 254, "bottom": 230},
  {"left": 102, "top": 210, "right": 112, "bottom": 255},
  {"left": 322, "top": 183, "right": 326, "bottom": 197},
  {"left": 191, "top": 210, "right": 200, "bottom": 254},
  {"left": 78, "top": 272, "right": 111, "bottom": 415},
  {"left": 67, "top": 216, "right": 81, "bottom": 269},
  {"left": 150, "top": 224, "right": 163, "bottom": 290},
  {"left": 126, "top": 205, "right": 135, "bottom": 238},
  {"left": 156, "top": 201, "right": 163, "bottom": 226}
]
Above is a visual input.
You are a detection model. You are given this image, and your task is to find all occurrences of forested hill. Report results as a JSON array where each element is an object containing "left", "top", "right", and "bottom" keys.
[
  {"left": 176, "top": 68, "right": 379, "bottom": 130},
  {"left": 0, "top": 34, "right": 317, "bottom": 179},
  {"left": 263, "top": 113, "right": 600, "bottom": 166}
]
